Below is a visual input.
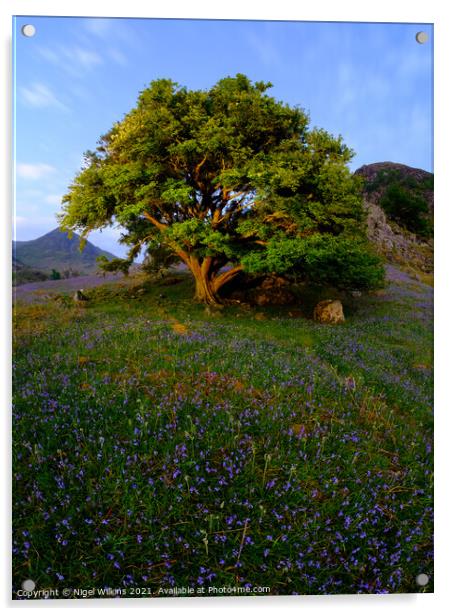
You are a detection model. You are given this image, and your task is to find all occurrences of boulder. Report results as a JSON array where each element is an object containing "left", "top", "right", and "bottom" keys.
[
  {"left": 313, "top": 299, "right": 344, "bottom": 324},
  {"left": 73, "top": 289, "right": 88, "bottom": 302},
  {"left": 250, "top": 276, "right": 295, "bottom": 306}
]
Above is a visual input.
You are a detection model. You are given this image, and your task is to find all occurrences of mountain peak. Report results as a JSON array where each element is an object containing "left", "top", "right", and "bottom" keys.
[{"left": 13, "top": 227, "right": 118, "bottom": 274}]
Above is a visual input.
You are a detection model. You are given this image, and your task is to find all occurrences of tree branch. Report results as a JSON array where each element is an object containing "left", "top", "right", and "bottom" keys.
[
  {"left": 143, "top": 211, "right": 168, "bottom": 231},
  {"left": 194, "top": 154, "right": 208, "bottom": 178},
  {"left": 217, "top": 201, "right": 251, "bottom": 225},
  {"left": 143, "top": 210, "right": 193, "bottom": 265},
  {"left": 212, "top": 264, "right": 244, "bottom": 292},
  {"left": 201, "top": 256, "right": 213, "bottom": 278}
]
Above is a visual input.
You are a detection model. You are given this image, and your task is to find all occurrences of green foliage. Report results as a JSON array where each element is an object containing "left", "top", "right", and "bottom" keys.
[
  {"left": 380, "top": 185, "right": 431, "bottom": 237},
  {"left": 12, "top": 267, "right": 49, "bottom": 287},
  {"left": 242, "top": 234, "right": 385, "bottom": 290},
  {"left": 97, "top": 255, "right": 132, "bottom": 276},
  {"left": 50, "top": 269, "right": 61, "bottom": 280},
  {"left": 302, "top": 236, "right": 385, "bottom": 290},
  {"left": 62, "top": 269, "right": 81, "bottom": 279},
  {"left": 60, "top": 74, "right": 383, "bottom": 295},
  {"left": 367, "top": 168, "right": 433, "bottom": 238},
  {"left": 141, "top": 244, "right": 180, "bottom": 275}
]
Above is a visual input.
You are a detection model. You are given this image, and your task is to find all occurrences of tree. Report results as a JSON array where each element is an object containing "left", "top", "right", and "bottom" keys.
[
  {"left": 380, "top": 184, "right": 431, "bottom": 237},
  {"left": 140, "top": 244, "right": 180, "bottom": 277},
  {"left": 96, "top": 255, "right": 131, "bottom": 277},
  {"left": 59, "top": 74, "right": 384, "bottom": 305}
]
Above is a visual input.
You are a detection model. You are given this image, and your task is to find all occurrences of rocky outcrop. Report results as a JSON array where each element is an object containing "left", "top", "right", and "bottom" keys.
[
  {"left": 364, "top": 200, "right": 433, "bottom": 272},
  {"left": 355, "top": 161, "right": 433, "bottom": 214},
  {"left": 313, "top": 299, "right": 345, "bottom": 324},
  {"left": 355, "top": 162, "right": 433, "bottom": 273}
]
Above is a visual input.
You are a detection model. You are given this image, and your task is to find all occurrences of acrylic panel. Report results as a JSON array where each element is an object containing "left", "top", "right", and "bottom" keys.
[{"left": 12, "top": 15, "right": 434, "bottom": 600}]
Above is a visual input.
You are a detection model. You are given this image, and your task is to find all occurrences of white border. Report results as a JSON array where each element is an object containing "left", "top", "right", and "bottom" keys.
[{"left": 2, "top": 1, "right": 451, "bottom": 614}]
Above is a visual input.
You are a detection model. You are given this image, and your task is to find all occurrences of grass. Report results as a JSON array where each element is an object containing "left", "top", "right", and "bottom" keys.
[{"left": 12, "top": 268, "right": 433, "bottom": 597}]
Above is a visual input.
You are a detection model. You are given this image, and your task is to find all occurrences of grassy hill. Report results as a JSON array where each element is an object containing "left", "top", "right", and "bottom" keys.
[
  {"left": 12, "top": 266, "right": 433, "bottom": 595},
  {"left": 13, "top": 228, "right": 117, "bottom": 277},
  {"left": 12, "top": 256, "right": 50, "bottom": 286}
]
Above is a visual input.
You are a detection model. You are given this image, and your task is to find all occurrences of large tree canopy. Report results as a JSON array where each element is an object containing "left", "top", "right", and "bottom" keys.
[{"left": 59, "top": 74, "right": 384, "bottom": 304}]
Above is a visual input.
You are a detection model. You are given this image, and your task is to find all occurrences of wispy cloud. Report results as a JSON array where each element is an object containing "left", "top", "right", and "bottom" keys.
[
  {"left": 82, "top": 17, "right": 134, "bottom": 65},
  {"left": 334, "top": 61, "right": 392, "bottom": 117},
  {"left": 16, "top": 163, "right": 56, "bottom": 180},
  {"left": 384, "top": 44, "right": 432, "bottom": 79},
  {"left": 37, "top": 44, "right": 103, "bottom": 75},
  {"left": 84, "top": 18, "right": 113, "bottom": 38},
  {"left": 15, "top": 215, "right": 57, "bottom": 227},
  {"left": 246, "top": 29, "right": 282, "bottom": 68},
  {"left": 19, "top": 82, "right": 68, "bottom": 110},
  {"left": 72, "top": 47, "right": 103, "bottom": 69},
  {"left": 107, "top": 48, "right": 128, "bottom": 67},
  {"left": 44, "top": 194, "right": 63, "bottom": 206},
  {"left": 336, "top": 63, "right": 358, "bottom": 109},
  {"left": 83, "top": 17, "right": 135, "bottom": 45}
]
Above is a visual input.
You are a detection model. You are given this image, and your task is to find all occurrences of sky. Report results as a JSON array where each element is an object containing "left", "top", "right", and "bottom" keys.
[{"left": 13, "top": 16, "right": 433, "bottom": 257}]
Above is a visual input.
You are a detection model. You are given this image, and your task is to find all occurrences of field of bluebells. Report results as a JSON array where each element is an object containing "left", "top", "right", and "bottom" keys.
[{"left": 12, "top": 265, "right": 433, "bottom": 598}]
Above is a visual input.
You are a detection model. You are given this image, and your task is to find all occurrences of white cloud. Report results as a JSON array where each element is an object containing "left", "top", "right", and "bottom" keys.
[
  {"left": 37, "top": 46, "right": 60, "bottom": 64},
  {"left": 336, "top": 63, "right": 358, "bottom": 109},
  {"left": 335, "top": 61, "right": 392, "bottom": 116},
  {"left": 83, "top": 17, "right": 136, "bottom": 47},
  {"left": 108, "top": 48, "right": 127, "bottom": 67},
  {"left": 385, "top": 45, "right": 432, "bottom": 79},
  {"left": 72, "top": 47, "right": 103, "bottom": 69},
  {"left": 365, "top": 75, "right": 391, "bottom": 99},
  {"left": 19, "top": 82, "right": 68, "bottom": 110},
  {"left": 16, "top": 163, "right": 56, "bottom": 180},
  {"left": 15, "top": 215, "right": 56, "bottom": 226},
  {"left": 246, "top": 30, "right": 282, "bottom": 68},
  {"left": 84, "top": 18, "right": 113, "bottom": 38},
  {"left": 37, "top": 44, "right": 103, "bottom": 77},
  {"left": 44, "top": 194, "right": 63, "bottom": 206}
]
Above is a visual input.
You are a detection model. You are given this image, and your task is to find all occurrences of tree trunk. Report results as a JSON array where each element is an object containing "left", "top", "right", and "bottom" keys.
[
  {"left": 188, "top": 256, "right": 221, "bottom": 305},
  {"left": 184, "top": 255, "right": 244, "bottom": 305},
  {"left": 193, "top": 271, "right": 221, "bottom": 305}
]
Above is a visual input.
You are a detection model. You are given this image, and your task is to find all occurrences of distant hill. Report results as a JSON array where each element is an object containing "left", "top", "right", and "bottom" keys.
[
  {"left": 13, "top": 228, "right": 118, "bottom": 277},
  {"left": 12, "top": 255, "right": 50, "bottom": 286},
  {"left": 355, "top": 161, "right": 433, "bottom": 231},
  {"left": 354, "top": 162, "right": 433, "bottom": 273}
]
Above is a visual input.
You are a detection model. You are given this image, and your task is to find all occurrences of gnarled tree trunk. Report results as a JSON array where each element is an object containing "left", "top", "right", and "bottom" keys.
[
  {"left": 142, "top": 212, "right": 243, "bottom": 305},
  {"left": 188, "top": 256, "right": 243, "bottom": 305},
  {"left": 193, "top": 273, "right": 221, "bottom": 305}
]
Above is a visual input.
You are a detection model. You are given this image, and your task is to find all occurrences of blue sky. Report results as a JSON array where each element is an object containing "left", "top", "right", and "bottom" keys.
[{"left": 13, "top": 16, "right": 433, "bottom": 256}]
